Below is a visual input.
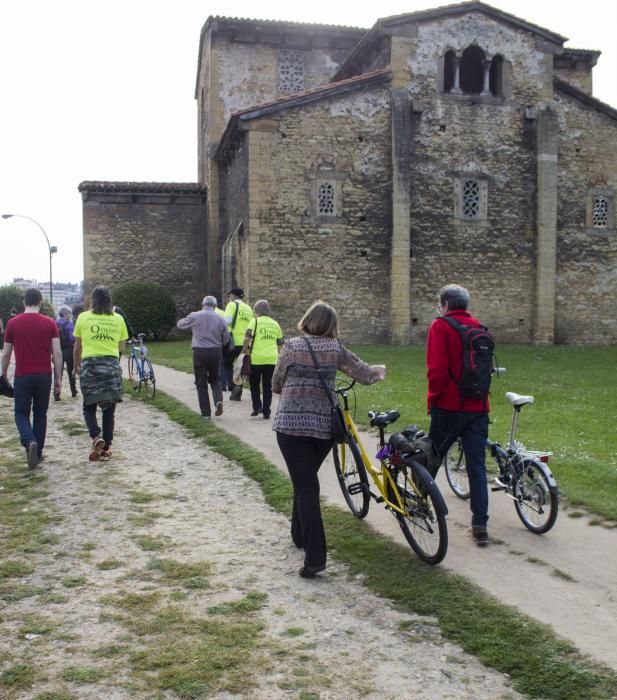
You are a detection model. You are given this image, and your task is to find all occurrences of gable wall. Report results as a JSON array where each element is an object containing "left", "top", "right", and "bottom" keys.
[{"left": 241, "top": 87, "right": 393, "bottom": 341}]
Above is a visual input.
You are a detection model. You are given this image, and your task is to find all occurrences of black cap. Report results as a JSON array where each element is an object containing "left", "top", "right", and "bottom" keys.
[{"left": 228, "top": 287, "right": 244, "bottom": 298}]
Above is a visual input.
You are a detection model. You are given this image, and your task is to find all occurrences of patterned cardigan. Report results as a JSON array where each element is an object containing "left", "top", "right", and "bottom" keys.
[{"left": 272, "top": 335, "right": 378, "bottom": 440}]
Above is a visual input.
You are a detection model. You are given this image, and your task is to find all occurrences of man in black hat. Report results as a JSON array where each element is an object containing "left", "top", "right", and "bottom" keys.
[{"left": 223, "top": 288, "right": 254, "bottom": 400}]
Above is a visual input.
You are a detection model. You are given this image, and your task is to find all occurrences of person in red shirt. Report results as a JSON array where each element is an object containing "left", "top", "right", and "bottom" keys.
[
  {"left": 426, "top": 284, "right": 490, "bottom": 546},
  {"left": 0, "top": 288, "right": 63, "bottom": 468}
]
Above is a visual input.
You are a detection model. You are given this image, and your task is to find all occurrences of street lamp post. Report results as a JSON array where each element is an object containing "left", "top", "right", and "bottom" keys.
[{"left": 1, "top": 213, "right": 57, "bottom": 304}]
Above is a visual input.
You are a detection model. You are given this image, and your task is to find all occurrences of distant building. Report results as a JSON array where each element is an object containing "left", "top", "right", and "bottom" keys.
[
  {"left": 10, "top": 278, "right": 82, "bottom": 309},
  {"left": 80, "top": 1, "right": 617, "bottom": 344}
]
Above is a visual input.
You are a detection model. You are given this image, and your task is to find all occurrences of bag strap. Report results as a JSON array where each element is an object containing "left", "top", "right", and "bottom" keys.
[
  {"left": 248, "top": 319, "right": 257, "bottom": 354},
  {"left": 303, "top": 336, "right": 337, "bottom": 410},
  {"left": 231, "top": 301, "right": 240, "bottom": 329}
]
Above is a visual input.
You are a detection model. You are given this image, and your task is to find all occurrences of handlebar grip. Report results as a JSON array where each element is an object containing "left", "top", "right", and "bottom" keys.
[{"left": 493, "top": 367, "right": 506, "bottom": 375}]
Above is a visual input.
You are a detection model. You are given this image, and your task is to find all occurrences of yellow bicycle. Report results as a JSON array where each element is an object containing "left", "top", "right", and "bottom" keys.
[{"left": 332, "top": 379, "right": 448, "bottom": 565}]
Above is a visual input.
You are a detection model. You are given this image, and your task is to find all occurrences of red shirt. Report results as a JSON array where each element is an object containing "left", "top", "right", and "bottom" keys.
[
  {"left": 426, "top": 309, "right": 489, "bottom": 413},
  {"left": 4, "top": 312, "right": 59, "bottom": 377}
]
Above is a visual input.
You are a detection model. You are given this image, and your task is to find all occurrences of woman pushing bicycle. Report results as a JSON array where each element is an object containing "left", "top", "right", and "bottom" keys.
[{"left": 272, "top": 301, "right": 386, "bottom": 579}]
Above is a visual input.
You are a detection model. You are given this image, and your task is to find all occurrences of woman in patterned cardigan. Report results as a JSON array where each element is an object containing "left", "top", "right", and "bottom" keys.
[{"left": 272, "top": 301, "right": 386, "bottom": 578}]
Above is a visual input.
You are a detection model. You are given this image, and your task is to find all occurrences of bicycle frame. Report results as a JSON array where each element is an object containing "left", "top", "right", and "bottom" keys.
[
  {"left": 129, "top": 337, "right": 147, "bottom": 379},
  {"left": 338, "top": 388, "right": 413, "bottom": 518}
]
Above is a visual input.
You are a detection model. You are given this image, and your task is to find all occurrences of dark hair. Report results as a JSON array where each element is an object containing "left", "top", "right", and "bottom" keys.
[
  {"left": 24, "top": 288, "right": 43, "bottom": 307},
  {"left": 91, "top": 286, "right": 113, "bottom": 315},
  {"left": 298, "top": 300, "right": 338, "bottom": 338},
  {"left": 71, "top": 304, "right": 84, "bottom": 320},
  {"left": 439, "top": 284, "right": 469, "bottom": 310}
]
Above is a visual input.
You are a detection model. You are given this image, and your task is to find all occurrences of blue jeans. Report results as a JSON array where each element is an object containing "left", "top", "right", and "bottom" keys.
[
  {"left": 429, "top": 408, "right": 489, "bottom": 528},
  {"left": 13, "top": 373, "right": 52, "bottom": 455}
]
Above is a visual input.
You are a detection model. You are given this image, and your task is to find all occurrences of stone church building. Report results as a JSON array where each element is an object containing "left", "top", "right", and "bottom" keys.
[{"left": 79, "top": 1, "right": 617, "bottom": 344}]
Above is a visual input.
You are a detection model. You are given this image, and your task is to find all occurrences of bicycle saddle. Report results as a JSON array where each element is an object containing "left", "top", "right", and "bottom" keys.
[
  {"left": 505, "top": 391, "right": 534, "bottom": 406},
  {"left": 369, "top": 409, "right": 400, "bottom": 427}
]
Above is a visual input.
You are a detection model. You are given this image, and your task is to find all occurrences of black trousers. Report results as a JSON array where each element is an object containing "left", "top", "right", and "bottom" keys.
[
  {"left": 193, "top": 347, "right": 223, "bottom": 416},
  {"left": 249, "top": 364, "right": 275, "bottom": 416},
  {"left": 61, "top": 346, "right": 77, "bottom": 396},
  {"left": 83, "top": 402, "right": 116, "bottom": 449},
  {"left": 276, "top": 431, "right": 333, "bottom": 570}
]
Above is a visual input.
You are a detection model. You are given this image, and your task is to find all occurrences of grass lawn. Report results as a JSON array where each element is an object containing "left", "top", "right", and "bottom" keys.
[
  {"left": 149, "top": 337, "right": 617, "bottom": 521},
  {"left": 126, "top": 385, "right": 617, "bottom": 700}
]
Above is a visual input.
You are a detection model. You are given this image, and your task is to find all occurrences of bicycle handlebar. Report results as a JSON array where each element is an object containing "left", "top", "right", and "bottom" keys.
[
  {"left": 334, "top": 378, "right": 356, "bottom": 394},
  {"left": 493, "top": 367, "right": 506, "bottom": 376}
]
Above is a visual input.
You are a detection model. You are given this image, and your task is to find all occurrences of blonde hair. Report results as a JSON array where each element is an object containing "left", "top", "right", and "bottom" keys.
[
  {"left": 297, "top": 300, "right": 338, "bottom": 338},
  {"left": 253, "top": 299, "right": 270, "bottom": 316}
]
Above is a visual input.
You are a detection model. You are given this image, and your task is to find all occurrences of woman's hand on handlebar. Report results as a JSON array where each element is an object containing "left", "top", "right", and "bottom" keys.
[{"left": 371, "top": 364, "right": 386, "bottom": 381}]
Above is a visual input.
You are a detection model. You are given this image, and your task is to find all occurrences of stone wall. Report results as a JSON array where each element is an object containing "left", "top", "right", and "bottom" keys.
[
  {"left": 79, "top": 182, "right": 208, "bottom": 319},
  {"left": 401, "top": 15, "right": 546, "bottom": 342},
  {"left": 239, "top": 87, "right": 393, "bottom": 342},
  {"left": 554, "top": 90, "right": 617, "bottom": 344}
]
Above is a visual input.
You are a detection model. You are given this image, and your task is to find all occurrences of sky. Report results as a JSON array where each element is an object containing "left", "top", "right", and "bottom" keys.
[{"left": 1, "top": 0, "right": 615, "bottom": 288}]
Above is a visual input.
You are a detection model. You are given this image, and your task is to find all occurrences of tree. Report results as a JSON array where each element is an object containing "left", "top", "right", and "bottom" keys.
[{"left": 112, "top": 281, "right": 176, "bottom": 340}]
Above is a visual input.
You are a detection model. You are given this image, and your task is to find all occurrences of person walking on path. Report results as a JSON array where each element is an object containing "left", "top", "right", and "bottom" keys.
[
  {"left": 0, "top": 288, "right": 62, "bottom": 468},
  {"left": 73, "top": 286, "right": 128, "bottom": 462},
  {"left": 242, "top": 299, "right": 283, "bottom": 420},
  {"left": 426, "top": 283, "right": 491, "bottom": 546},
  {"left": 223, "top": 288, "right": 253, "bottom": 401},
  {"left": 177, "top": 295, "right": 230, "bottom": 420},
  {"left": 56, "top": 305, "right": 78, "bottom": 397},
  {"left": 272, "top": 300, "right": 386, "bottom": 578}
]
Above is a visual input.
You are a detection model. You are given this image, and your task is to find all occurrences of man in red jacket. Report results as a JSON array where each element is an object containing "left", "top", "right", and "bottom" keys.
[
  {"left": 0, "top": 289, "right": 63, "bottom": 468},
  {"left": 426, "top": 284, "right": 490, "bottom": 546}
]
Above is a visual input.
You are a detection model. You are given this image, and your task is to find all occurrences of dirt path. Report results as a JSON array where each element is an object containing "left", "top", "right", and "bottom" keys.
[
  {"left": 0, "top": 381, "right": 520, "bottom": 699},
  {"left": 151, "top": 363, "right": 617, "bottom": 671}
]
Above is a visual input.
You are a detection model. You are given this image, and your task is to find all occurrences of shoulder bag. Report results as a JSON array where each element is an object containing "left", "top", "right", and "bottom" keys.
[{"left": 303, "top": 337, "right": 347, "bottom": 443}]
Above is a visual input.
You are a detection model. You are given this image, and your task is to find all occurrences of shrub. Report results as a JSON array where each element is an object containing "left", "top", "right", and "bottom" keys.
[
  {"left": 112, "top": 281, "right": 176, "bottom": 340},
  {"left": 0, "top": 285, "right": 24, "bottom": 323},
  {"left": 0, "top": 285, "right": 54, "bottom": 321}
]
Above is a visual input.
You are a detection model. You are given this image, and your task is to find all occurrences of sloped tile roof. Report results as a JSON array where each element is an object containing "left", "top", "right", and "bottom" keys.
[{"left": 78, "top": 181, "right": 207, "bottom": 194}]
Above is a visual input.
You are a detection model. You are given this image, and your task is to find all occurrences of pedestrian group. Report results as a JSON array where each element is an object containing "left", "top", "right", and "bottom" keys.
[{"left": 1, "top": 282, "right": 492, "bottom": 577}]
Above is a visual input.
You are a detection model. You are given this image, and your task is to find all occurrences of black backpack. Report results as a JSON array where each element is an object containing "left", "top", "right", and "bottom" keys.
[
  {"left": 57, "top": 322, "right": 71, "bottom": 350},
  {"left": 440, "top": 315, "right": 495, "bottom": 402}
]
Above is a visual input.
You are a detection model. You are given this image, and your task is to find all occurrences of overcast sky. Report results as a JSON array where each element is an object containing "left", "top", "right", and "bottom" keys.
[{"left": 1, "top": 0, "right": 615, "bottom": 288}]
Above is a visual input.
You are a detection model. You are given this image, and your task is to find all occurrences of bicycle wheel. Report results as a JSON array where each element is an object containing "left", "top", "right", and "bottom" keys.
[
  {"left": 142, "top": 359, "right": 156, "bottom": 399},
  {"left": 387, "top": 462, "right": 448, "bottom": 565},
  {"left": 127, "top": 355, "right": 137, "bottom": 383},
  {"left": 332, "top": 437, "right": 370, "bottom": 518},
  {"left": 129, "top": 357, "right": 141, "bottom": 391},
  {"left": 444, "top": 438, "right": 470, "bottom": 500},
  {"left": 513, "top": 459, "right": 558, "bottom": 534}
]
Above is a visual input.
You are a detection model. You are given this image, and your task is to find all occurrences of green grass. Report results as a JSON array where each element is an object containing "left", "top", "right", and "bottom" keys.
[
  {"left": 129, "top": 385, "right": 617, "bottom": 700},
  {"left": 149, "top": 340, "right": 617, "bottom": 520}
]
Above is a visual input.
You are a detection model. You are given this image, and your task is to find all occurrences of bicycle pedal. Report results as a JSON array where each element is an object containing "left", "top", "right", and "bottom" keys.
[
  {"left": 491, "top": 485, "right": 507, "bottom": 492},
  {"left": 347, "top": 483, "right": 365, "bottom": 496}
]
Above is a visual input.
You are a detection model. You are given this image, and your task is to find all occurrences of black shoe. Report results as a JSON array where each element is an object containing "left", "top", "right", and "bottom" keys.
[
  {"left": 263, "top": 412, "right": 270, "bottom": 419},
  {"left": 299, "top": 565, "right": 325, "bottom": 578},
  {"left": 472, "top": 527, "right": 489, "bottom": 547},
  {"left": 251, "top": 409, "right": 261, "bottom": 417},
  {"left": 27, "top": 441, "right": 39, "bottom": 469}
]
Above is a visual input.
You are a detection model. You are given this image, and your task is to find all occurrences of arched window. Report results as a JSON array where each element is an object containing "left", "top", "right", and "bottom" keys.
[
  {"left": 460, "top": 46, "right": 485, "bottom": 94},
  {"left": 444, "top": 50, "right": 456, "bottom": 93},
  {"left": 489, "top": 55, "right": 504, "bottom": 97}
]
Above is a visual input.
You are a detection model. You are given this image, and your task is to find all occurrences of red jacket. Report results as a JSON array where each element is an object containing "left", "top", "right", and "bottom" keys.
[{"left": 426, "top": 309, "right": 489, "bottom": 413}]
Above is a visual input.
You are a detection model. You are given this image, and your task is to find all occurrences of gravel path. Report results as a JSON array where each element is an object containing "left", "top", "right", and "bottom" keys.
[{"left": 0, "top": 386, "right": 520, "bottom": 699}]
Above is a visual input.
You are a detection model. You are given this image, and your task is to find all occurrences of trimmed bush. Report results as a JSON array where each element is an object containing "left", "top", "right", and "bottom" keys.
[{"left": 112, "top": 281, "right": 176, "bottom": 340}]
